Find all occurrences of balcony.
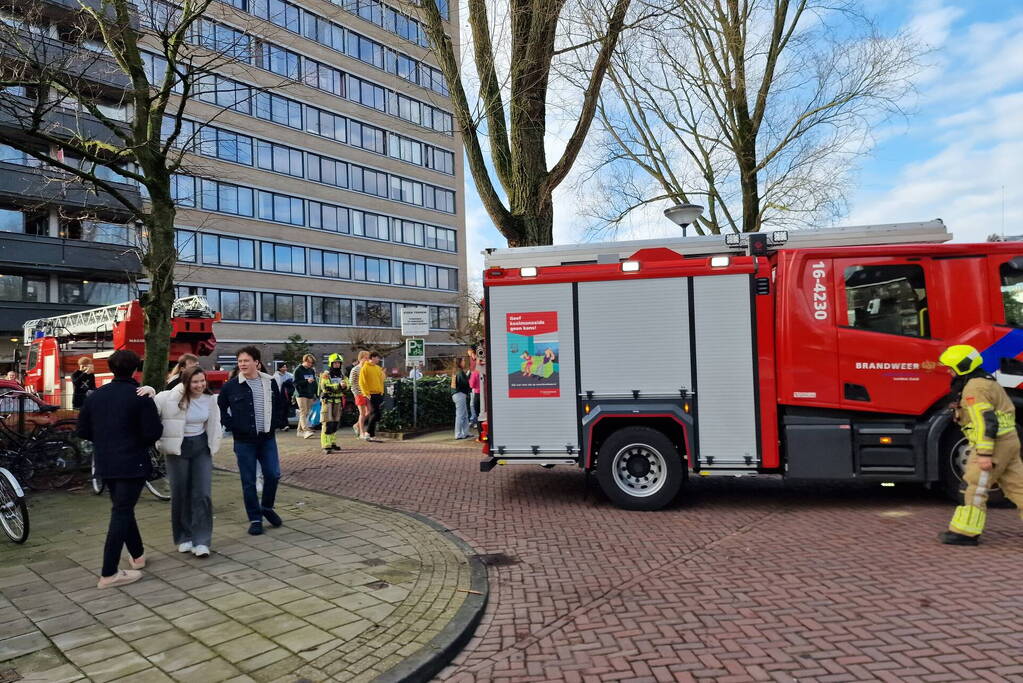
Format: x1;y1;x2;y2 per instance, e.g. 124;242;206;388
0;161;141;220
0;299;97;334
0;230;142;278
0;26;130;95
0;95;125;148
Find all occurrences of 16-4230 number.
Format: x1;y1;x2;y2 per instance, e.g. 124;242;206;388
811;261;828;320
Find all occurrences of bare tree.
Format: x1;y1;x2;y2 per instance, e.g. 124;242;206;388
410;0;634;246
584;0;923;236
0;0;252;387
449;282;483;347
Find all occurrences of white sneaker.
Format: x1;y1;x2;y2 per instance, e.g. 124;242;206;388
360;434;370;440
302;430;314;439
192;545;210;558
177;542;193;553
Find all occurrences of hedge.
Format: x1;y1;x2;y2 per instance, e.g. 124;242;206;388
378;376;455;432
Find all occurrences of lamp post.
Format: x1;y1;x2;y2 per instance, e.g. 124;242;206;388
663;204;705;237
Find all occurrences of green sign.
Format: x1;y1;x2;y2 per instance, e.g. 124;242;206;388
406;338;425;364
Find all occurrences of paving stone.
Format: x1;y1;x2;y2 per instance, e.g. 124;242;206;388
110;615;174;641
248;613;306;638
64;636;131;667
223;600;284;625
110;668;176;682
95;604;153;628
131;629;193;657
81;651;151;682
0;630;49;659
236;647;291;673
206;591;260;612
170;655;240;682
279;595;333;617
191;620;252;647
169;608;229;632
148;641;217;672
304;606;362;630
50;624;113;652
274;624;334;654
213;632;277;663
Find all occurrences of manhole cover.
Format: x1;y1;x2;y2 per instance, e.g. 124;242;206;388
475;553;520;567
0;669;22;683
364;581;390;590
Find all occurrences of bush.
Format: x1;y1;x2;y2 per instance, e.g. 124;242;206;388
378;376;454;432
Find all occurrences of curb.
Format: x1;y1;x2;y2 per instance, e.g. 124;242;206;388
373;509;488;683
215;465;488;682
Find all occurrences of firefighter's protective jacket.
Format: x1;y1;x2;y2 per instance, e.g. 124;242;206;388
319;371;346;404
954;376;1016;455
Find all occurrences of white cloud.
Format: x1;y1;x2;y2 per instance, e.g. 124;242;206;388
845;2;1023;244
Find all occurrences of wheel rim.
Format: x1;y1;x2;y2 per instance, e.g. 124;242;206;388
948;437;1000;490
611;443;668;497
0;476;26;541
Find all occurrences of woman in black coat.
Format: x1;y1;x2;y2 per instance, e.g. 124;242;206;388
71;356;96;409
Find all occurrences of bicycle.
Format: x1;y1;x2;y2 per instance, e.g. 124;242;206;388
0;453;29;544
91;446;170;501
0;391;83;489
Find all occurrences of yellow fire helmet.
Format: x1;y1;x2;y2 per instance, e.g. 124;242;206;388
328;353;344;366
938;344;984;376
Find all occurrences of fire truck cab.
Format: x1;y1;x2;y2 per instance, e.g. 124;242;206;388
22;296;228;407
479;220;1023;509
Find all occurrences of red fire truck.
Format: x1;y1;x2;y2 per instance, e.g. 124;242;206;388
478;220;1023;509
22;296;229;406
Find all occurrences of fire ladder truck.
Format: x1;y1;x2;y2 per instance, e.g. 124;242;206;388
22;296;227;406
478;220;1023;509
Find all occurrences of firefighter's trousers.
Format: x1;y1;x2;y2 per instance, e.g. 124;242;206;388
320;401;343;449
948;434;1023;536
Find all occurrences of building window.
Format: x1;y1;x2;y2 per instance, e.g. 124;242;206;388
844;264;929;338
260;242;306;274
430;306;456;330
255;91;303;129
255;140;304;177
256;190;304;225
311;296;353;325
175;230;197;262
0;208;48;235
198;127;253;165
202;234;255;268
59;219;132;245
261;292;306;322
307;201;350;233
206;288;257;321
308;249;350;279
0;273;47;302
59;279;133;305
352;255;390;283
355;299;392;327
200;180;254;216
306;153;347;188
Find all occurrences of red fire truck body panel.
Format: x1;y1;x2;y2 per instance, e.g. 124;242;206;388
479;222;1023;509
22;297;228;406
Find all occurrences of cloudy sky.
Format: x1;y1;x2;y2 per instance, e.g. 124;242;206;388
460;0;1023;279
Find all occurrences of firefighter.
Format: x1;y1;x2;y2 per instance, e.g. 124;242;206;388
318;353;347;454
938;344;1023;545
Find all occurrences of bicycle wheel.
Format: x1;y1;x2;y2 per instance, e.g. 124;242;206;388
0;469;29;544
145;448;171;501
91;457;105;495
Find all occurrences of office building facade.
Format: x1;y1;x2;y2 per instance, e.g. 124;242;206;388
0;0;465;373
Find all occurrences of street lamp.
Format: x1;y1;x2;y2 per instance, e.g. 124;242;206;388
663;203;704;237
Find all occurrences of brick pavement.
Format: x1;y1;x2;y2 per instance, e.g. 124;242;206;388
0;469;474;682
256;431;1023;682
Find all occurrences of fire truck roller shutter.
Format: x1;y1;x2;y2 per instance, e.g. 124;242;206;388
487;282;580;456
577;278;692;397
692;274;759;468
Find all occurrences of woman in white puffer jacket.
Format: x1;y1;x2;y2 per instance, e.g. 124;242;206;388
154;366;222;558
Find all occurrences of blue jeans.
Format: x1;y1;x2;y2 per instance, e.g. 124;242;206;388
234;437;281;523
452;392;470;439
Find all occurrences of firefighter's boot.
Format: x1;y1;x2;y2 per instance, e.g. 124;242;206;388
939;530;979;546
321;426;336;452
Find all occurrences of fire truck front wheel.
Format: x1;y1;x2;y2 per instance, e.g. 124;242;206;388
595;427;684;511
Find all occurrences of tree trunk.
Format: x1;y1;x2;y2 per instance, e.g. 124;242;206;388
737;138;761;233
504;200;554;247
140;194;177;390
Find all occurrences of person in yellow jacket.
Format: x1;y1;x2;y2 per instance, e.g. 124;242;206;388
359;351;386;442
318;353;347;454
938;344;1023;545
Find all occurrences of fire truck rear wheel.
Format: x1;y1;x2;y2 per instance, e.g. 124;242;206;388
595;426;684;510
939;431;1011;507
